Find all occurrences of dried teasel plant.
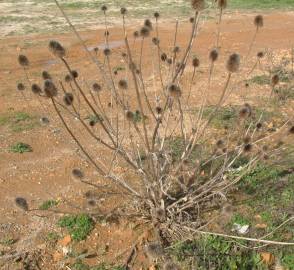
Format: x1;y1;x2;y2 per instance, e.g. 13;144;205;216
15;0;294;265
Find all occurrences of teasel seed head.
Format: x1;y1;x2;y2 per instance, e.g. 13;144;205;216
155;106;162;114
133;31;139;38
245;82;249;88
163;261;179;270
256;122;262;129
17;83;25;91
92;83;102;92
289;126;294;134
125;110;134;121
145;242;164;259
44;79;57;98
192;56;200;67
31;84;42;95
216;139;224;148
71;70;79;79
239;103;252;118
173;46;180;54
87;200;96;207
94;47;99;54
226;53;240;73
89;120;96;127
167;58;173;65
15;197;29;211
271;74;279;86
254;15;263;28
104;30;109;37
154;12;160;19
217;0;227;9
243;143;253;153
18;54;29;67
103;48;111;56
152;37;160;45
65;74;72;83
168;84;181;98
120;7;127;15
42;71;52;80
140;26;150;38
209;48;219;62
48;40;66;58
118;79;128;90
144;19;153;30
257;51;264;58
63;93;74;106
189;17;195;23
101;5;107;12
191;0;205;10
72;168;84;180
161;53;167;62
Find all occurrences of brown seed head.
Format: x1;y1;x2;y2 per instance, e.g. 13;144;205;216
71;70;79;79
271;74;279;86
216;139;224;148
118;79;128;90
31;84;42;94
72;168;84;180
173;46;180;54
155;106;162;114
217;0;227;9
191;0;205;10
243;143;253;152
17;83;25;91
152;37;160;45
256;122;262;129
257;51;264;58
133;31;139;38
254;15;264;28
140;26;150;38
18;54;29;67
209;48;219;62
192;56;200;67
42;71;52;80
189;17;195;23
63;93;74;106
103;48;111;56
101;5;107;12
289;126;294;134
125;110;134;121
44;80;57;98
161;53;167;62
48;40;66;58
120;7;127;15
226;53;240;73
154;12;160;19
144;19;153;30
15;197;29;211
65;74;72;83
92;83;102;92
168;84;181;98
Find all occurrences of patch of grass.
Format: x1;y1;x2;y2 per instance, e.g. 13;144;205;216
9;142;32;153
0;237;16;246
46;232;60;242
231;213;251;226
39;200;58;210
281;254;294;270
171;236;266;269
230;0;294;9
71;260;125;270
58;214;94;241
248;74;269;85
274;85;294;102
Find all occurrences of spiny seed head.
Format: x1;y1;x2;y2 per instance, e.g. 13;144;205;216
256;122;262;129
103;48;111;56
72;168;84;180
17;83;25;91
104;30;109;37
31;84;42;94
40;117;50;125
163;261;179;270
71;70;79;79
63;93;74;106
42;71;51;80
189;17;195;23
216;139;224;148
144;19;153;30
154;12;160;19
15;197;29;211
191;0;205;10
87;200;96;207
168;84;181;98
167;58;173;65
133;31;139;38
192;56;200;67
92;83;102;92
18;55;29;67
48;40;66;58
209;48;219;62
257;51;264;58
239;103;252;118
140;26;150;38
245;82;249;88
243;143;253;152
121;52;127;58
226;53;240;73
120;7;127;15
118;79;128;90
65;74;72;83
161;53;167;62
94;47;99;53
89;120;96;127
152;37;160;45
271;74;279;86
145;242;164;259
289;126;294;134
217;0;227;9
254;15;263;28
101;5;107;12
44;79;57;98
173;46;180;54
125;110;134;121
156;106;162;114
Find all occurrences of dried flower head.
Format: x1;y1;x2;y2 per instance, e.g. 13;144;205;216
239;103;252;118
226;53;240;73
192;56;200;67
189;17;195;23
140;26;150;38
154;12;160;19
15;197;29;211
257;51;264;58
104;30;109;37
101;5;107;12
125;110;134;121
65;74;72;83
216;139;224;148
118;79;128;90
155;106;162;114
144;19;153;30
71;70;79;79
48;40;66;58
72;168;84;180
42;71;52;80
92;83;102;92
120;7;127;15
133;31;139;38
63;93;74;106
271;74;279;86
173;46;180;54
18;54;29;67
94;47;99;53
243;143;253;152
89;120;96;127
191;0;205;10
209;48;219;62
256;122;262;129
217;0;227;9
254;15;264;28
168;84;181;98
87;200;96;207
103;48;111;56
31;84;42;94
44;79;57;98
17;83;25;91
152;37;160;45
145;242;164;259
161;53;167;62
167;58;173;65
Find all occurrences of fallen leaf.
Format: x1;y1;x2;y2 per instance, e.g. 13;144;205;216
58;235;71;246
260;252;274;265
255;223;267;229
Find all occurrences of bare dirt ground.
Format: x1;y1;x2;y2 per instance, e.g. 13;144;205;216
0;11;294;269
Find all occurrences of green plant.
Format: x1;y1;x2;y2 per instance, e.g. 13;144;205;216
230;213;251;226
46;232;60;242
9;142;32;153
58;214;94;241
0;237;15;246
39;200;58;210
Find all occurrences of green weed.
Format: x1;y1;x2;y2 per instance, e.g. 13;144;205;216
39;200;58;210
9;142;32;153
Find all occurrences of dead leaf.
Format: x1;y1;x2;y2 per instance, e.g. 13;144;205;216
255;223;267;229
58;235;71;246
260;252;274;265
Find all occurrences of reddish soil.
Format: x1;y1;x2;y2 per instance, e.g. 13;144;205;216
0;11;294;269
